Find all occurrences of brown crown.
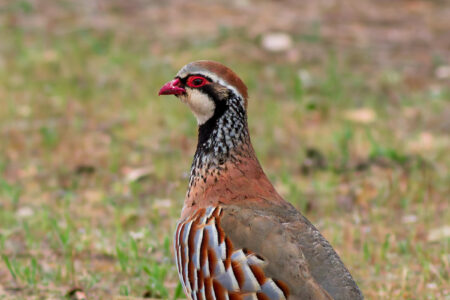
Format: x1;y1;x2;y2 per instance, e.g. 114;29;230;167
178;60;249;108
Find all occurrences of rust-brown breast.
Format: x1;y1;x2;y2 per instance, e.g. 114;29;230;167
181;148;291;220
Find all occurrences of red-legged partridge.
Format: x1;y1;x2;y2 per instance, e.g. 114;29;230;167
159;61;363;300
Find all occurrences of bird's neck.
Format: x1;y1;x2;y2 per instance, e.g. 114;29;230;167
189;101;250;180
182;106;286;218
187;96;256;194
181;97;287;218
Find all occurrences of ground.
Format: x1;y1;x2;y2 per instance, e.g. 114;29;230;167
0;0;449;299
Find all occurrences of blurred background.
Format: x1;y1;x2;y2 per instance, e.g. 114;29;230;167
0;0;449;299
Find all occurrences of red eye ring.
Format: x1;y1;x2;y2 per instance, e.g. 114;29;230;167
186;76;209;88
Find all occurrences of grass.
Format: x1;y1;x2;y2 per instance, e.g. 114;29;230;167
0;1;449;299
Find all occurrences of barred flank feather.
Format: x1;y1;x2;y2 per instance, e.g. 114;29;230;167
174;207;289;300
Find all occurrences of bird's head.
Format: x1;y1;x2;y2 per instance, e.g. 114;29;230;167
159;60;248;125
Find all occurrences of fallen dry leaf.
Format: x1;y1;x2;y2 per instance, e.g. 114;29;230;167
16;206;34;218
428;226;450;242
344;108;377;124
123;166;154;183
401;214;418;224
406;131;448;153
435;65;450;79
152;198;173;209
261;32;293;52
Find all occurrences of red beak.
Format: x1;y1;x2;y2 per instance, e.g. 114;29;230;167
158;78;186;96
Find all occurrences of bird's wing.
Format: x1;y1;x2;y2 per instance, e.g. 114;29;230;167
220;204;364;300
174;206;332;300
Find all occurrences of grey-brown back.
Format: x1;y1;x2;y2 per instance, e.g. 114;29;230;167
220;204;364;300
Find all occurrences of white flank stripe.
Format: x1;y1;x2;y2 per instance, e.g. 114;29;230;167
205;223;219;248
247;254;267;267
193;226;204;269
174;223;181;274
182;220;193;246
216;242;226;260
231;249;246;263
216;265;240;291
214;259;226;276
176;245;183;281
199;286;206;300
261;279;286;300
192;264;198;292
183;262;191;294
243;294;258;300
202;250;210;278
198;212;207;226
183;220;195;294
241;263;260;292
210;283;217;300
205;206;216;218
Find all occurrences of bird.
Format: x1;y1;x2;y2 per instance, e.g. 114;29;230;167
159;60;364;300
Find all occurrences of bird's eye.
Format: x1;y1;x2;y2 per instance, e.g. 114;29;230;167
187;76;209;88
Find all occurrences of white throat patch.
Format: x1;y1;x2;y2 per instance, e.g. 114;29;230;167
182;89;215;125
